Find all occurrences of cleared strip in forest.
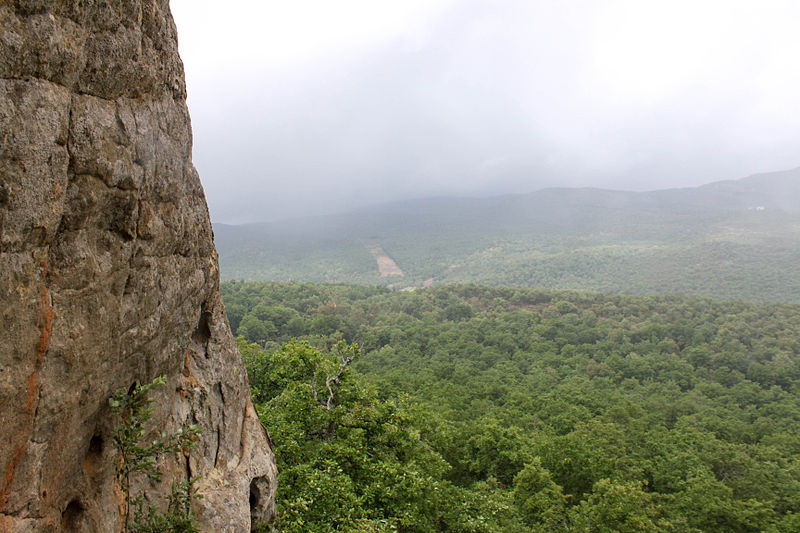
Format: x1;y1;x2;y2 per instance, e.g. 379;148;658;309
361;241;404;277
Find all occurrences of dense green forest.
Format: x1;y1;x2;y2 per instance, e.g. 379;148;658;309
223;281;800;532
215;171;800;303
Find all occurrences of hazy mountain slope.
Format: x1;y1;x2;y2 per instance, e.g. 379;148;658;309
215;170;800;302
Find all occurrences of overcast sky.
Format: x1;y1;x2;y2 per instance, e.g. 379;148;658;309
170;0;800;224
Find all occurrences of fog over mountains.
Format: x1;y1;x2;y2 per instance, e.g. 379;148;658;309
171;1;800;223
214;168;800;303
217;167;800;233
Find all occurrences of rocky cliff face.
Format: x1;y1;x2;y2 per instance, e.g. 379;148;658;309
0;1;277;531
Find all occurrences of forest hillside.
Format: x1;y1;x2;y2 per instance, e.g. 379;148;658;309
215;168;800;303
224;281;800;532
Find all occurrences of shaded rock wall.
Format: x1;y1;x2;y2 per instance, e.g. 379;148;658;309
0;1;277;531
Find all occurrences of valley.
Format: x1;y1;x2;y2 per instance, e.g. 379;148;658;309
217;169;800;530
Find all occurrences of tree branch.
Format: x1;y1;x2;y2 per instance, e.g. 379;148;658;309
325;348;359;411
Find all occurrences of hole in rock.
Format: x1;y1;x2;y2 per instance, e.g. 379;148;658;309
85;434;104;474
249;476;271;530
249;478;262;509
61;499;85;531
88;435;103;457
193;310;211;346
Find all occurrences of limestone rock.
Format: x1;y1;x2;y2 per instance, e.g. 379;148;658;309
0;1;277;531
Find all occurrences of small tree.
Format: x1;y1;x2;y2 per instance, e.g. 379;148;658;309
109;376;202;533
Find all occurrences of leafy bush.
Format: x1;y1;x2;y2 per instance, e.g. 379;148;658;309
109;376;202;533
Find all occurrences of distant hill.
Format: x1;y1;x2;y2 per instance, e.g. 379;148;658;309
696;167;800;212
215;168;800;302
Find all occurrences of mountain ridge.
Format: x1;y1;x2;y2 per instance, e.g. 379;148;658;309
214;167;800;303
216;166;800;231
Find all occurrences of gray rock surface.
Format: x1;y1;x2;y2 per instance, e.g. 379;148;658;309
0;1;277;531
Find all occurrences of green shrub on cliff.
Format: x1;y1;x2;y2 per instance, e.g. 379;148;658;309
109;376;202;533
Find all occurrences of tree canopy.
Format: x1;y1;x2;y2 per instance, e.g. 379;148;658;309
225;281;800;532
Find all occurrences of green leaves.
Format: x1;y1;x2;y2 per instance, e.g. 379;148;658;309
569;479;673;533
229;281;800;531
512;458;567;529
246;340;504;532
110;376;202;532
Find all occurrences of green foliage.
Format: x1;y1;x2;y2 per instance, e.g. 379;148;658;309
512;458;567;530
109;376;202;533
568;479;673;532
129;478;202;533
243;338;507;532
229;281;800;531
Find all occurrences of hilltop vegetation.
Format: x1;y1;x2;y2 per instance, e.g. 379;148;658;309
215;169;800;303
224;281;800;532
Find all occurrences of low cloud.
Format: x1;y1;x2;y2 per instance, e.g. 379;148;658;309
173;0;800;223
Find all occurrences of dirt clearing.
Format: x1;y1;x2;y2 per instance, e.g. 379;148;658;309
362;241;404;277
